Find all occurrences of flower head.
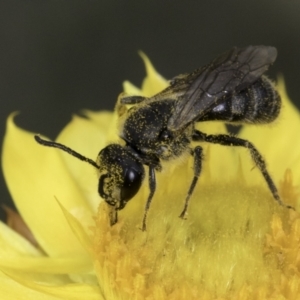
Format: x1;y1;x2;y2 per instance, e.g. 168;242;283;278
1;53;300;299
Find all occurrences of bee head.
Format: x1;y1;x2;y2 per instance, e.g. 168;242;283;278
34;136;144;215
97;144;145;210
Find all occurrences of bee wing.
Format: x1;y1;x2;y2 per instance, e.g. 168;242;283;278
166;45;278;131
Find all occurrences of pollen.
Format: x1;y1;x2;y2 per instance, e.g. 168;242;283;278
91;160;300;299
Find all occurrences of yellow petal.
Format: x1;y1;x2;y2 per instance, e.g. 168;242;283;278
80;110;113;127
2;114;91;257
55;115;107;213
138;51;168;96
55;112;121;213
56;199;92;253
80;110;119;141
3;205;38;247
123;52;168;97
0;270;59;300
123;80;143;95
0;221;41;256
2;270;104;300
56;114;109;160
0;256;91;274
0;221;91;274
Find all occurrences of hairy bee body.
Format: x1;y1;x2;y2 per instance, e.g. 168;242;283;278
35;45;291;231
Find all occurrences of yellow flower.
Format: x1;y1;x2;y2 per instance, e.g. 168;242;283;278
1;52;300;299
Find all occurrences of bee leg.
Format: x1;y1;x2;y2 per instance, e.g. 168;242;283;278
115;94;148;117
179;146;203;219
141;165;157;231
120;95;148;105
193;130;293;209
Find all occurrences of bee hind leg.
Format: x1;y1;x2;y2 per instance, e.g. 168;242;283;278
193;130;294;210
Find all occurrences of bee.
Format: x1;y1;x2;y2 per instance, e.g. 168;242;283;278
35;45;291;231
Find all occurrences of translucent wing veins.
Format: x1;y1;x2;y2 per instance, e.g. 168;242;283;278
166;45;277;131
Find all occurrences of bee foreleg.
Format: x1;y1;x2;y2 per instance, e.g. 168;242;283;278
179;146;203;219
141;165;157;231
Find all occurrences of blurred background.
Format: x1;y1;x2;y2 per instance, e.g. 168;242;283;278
1;0;300;220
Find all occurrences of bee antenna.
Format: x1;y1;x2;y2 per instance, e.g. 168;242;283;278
34;135;100;170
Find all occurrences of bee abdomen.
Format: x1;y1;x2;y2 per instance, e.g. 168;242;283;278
200;76;281;124
230;76;281;124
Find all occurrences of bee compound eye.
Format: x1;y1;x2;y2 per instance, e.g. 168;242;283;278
98;167;143;210
118;167;143;209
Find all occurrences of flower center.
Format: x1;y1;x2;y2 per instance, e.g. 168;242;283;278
91;177;292;299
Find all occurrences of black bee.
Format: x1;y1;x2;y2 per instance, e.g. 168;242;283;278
35;45;290;231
